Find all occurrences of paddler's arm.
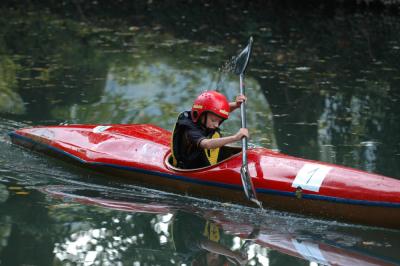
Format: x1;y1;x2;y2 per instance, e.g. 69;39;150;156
229;94;247;112
199;128;249;149
199;239;248;265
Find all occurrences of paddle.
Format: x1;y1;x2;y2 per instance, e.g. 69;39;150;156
234;37;263;208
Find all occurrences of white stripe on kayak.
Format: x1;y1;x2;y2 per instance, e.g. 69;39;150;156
92;125;111;133
292;163;332;192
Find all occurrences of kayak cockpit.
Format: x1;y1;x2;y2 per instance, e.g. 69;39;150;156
164;145;242;172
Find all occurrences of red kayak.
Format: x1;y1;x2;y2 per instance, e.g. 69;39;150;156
8;124;400;229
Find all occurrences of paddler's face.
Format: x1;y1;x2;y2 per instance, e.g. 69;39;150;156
204;113;223;129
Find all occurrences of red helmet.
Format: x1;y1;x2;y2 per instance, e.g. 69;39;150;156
191;90;230;123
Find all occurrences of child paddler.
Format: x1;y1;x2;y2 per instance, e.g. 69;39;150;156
171;90;249;169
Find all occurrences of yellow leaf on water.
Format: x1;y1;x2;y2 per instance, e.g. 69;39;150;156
15;191;29;195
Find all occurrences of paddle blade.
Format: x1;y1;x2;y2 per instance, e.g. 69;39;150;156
234;36;254;75
240;164;263;208
240;227;260;253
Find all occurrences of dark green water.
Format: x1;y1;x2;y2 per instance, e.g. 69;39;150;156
1;2;400;265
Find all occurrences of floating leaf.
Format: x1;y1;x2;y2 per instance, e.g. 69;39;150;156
8;186;23;190
15;191;29;195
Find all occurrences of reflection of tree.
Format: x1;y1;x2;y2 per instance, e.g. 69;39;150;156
249;8;400;177
0;10;109;121
0;55;25;114
0;189;54;265
268;249;309;266
0;185;11;259
49;203;178;265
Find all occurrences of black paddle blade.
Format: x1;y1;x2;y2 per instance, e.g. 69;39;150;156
234;36;254;75
240;164;263;209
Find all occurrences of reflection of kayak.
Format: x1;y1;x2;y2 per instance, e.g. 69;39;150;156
42;185;400;266
9;124;400;229
250;233;397;266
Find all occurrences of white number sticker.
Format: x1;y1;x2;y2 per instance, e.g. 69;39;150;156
292;163;331;192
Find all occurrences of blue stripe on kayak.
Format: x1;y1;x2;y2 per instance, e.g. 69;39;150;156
9;132;400;208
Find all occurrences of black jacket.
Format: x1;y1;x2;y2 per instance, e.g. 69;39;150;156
171;111;220;169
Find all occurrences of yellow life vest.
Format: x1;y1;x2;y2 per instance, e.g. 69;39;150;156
204;131;221;166
203;220;220;242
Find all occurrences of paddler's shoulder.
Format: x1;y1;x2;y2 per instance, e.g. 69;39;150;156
176;111;195;127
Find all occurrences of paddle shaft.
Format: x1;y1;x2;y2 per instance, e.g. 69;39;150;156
235;37;262;208
239;73;248;165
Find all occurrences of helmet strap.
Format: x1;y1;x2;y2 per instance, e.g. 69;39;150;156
197;112;208;129
203;113;208;127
